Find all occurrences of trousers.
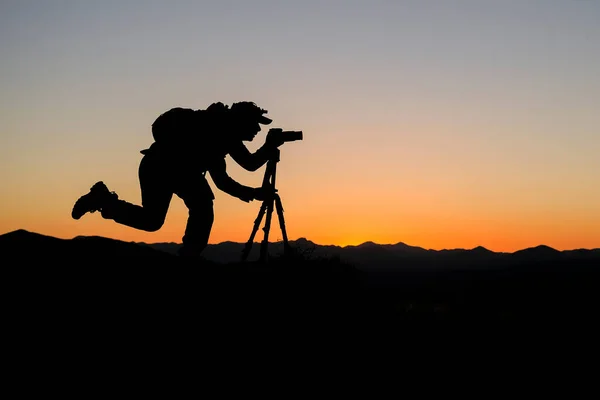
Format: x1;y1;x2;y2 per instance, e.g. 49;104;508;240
101;151;215;255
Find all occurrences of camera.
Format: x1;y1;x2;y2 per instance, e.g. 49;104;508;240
267;128;303;144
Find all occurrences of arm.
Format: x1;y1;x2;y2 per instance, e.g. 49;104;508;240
229;141;278;172
207;157;256;202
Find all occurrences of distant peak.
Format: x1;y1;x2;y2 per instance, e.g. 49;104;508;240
515;244;559;254
472;246;491;252
9;229;32;235
2;229;44;238
529;244;558;252
293;237;315;245
0;229;66;244
357;241;378;247
217;240;240;245
391;242;426;251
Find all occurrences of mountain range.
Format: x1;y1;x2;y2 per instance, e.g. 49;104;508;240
4;228;600;331
138;235;600;271
2;229;598;270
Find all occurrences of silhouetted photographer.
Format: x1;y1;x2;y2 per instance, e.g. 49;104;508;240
71;101;301;258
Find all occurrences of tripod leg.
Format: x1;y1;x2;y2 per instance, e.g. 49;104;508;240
260;197;275;263
242;158;277;262
274;194;292;256
242;200;268;261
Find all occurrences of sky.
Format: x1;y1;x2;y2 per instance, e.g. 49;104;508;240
1;0;599;251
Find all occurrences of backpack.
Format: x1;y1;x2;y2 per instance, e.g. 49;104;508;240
151;107;203;145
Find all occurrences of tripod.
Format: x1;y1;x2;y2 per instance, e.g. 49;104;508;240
241;149;293;263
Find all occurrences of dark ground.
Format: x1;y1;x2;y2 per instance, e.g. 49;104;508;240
4;230;600;357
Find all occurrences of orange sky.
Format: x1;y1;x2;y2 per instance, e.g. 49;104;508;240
1;1;599;252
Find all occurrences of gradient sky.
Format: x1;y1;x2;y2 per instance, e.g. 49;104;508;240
1;0;599;251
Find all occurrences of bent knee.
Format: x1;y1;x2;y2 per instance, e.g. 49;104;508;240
142;218;165;232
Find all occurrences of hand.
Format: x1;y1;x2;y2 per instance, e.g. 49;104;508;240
266;128;286;148
253;186;277;201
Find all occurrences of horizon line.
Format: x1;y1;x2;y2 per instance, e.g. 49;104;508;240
3;229;598;254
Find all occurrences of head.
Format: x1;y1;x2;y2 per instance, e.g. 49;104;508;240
229;101;272;141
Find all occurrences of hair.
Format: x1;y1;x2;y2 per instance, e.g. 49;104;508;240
230;101;267;115
206;102;229;112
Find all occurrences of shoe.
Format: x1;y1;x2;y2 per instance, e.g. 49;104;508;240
71;181;118;220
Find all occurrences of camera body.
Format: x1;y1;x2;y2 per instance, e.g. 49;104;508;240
267;128;303;145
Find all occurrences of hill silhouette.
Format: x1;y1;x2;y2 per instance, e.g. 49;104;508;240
3;229;600;331
137;234;599;271
2;229;175;260
2;229;364;334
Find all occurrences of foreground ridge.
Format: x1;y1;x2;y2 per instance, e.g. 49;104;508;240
3;228;600;332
